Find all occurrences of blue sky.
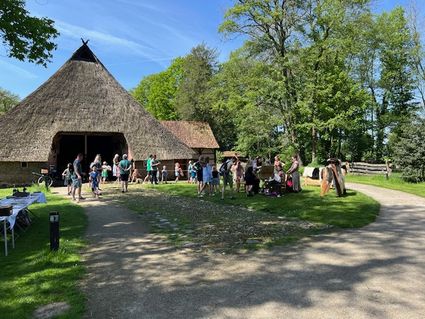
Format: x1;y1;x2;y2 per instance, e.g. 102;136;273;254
0;0;423;99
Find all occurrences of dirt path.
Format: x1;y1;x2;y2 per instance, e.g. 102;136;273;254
70;184;425;319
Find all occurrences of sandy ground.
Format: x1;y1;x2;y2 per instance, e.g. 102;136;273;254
57;183;425;319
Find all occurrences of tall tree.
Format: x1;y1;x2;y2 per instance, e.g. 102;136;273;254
408;2;425;110
220;0;371;163
219;0;307;150
0;0;58;66
354;8;416;160
131;57;184;120
174;44;218;121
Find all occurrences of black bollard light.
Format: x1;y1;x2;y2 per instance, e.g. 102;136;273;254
49;212;60;251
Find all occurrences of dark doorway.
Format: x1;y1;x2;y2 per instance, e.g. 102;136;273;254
54;133;128;175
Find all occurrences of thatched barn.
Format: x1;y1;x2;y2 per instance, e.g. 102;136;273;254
160;121;219;164
0;43;195;184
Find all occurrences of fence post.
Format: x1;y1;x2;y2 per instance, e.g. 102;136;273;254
49;212;60;251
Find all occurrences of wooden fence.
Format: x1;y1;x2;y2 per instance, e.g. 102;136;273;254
349;162;390;175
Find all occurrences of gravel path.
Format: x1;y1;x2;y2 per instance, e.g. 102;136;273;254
72;184;425;319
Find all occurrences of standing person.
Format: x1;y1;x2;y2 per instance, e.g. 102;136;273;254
244;166;258;197
193;158;203;194
220;157;234;200
143;155;152;184
150;154;160;185
199;157;212;196
287;155;301;193
231;157;244;193
187;160;195;183
101;161;111;183
91;154;102;189
274;155;284;173
174;162;183;183
253;156;262;173
89;166;101;198
119;154;132;193
62;163;74;195
211;164;220;194
72;153;84;202
161;165;168;183
112;154;120;183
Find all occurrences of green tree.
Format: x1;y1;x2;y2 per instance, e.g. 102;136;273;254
393;118;425;182
0;87;20;115
206;49;282;155
131;57;184;120
174;44;218;121
0;0;58;66
408;4;425;110
354;8;416;161
219;0;307;149
220;0;371;163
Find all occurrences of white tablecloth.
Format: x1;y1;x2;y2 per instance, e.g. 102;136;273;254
0;192;47;229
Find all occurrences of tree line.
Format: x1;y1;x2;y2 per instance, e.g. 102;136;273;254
1;0;424;181
131;0;425;174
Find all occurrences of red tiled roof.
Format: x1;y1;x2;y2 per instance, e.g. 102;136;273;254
161;121;220;149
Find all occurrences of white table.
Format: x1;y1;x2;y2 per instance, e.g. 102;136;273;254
0;192;47;256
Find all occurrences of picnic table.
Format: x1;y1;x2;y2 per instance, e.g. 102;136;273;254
0;192;47;256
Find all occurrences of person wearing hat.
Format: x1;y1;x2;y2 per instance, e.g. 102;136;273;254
119;154;132;193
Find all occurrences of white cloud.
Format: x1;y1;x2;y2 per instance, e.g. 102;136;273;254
56;20;174;66
0;59;38;79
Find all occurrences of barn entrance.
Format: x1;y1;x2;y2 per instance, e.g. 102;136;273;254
53;132;128;174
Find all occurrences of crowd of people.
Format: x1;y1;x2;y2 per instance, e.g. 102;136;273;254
61;152;302;202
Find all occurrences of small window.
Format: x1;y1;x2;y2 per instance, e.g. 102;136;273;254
21;162;28;168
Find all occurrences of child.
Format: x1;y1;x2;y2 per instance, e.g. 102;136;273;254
161;165;168;183
62;163;74;195
211;164;220;194
89;166;101;198
174;162;183;183
189;161;197;184
101;161;111;183
131;168;142;183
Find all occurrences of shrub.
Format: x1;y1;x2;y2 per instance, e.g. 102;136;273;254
393;118;425;183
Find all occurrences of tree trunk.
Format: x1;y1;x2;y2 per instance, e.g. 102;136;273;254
311;126;317;164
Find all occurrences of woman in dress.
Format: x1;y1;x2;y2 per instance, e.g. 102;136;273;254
287;155;301;192
231;157;244;193
112;154;120;183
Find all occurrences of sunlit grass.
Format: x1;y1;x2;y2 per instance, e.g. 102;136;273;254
346;173;425;198
0;187;87;319
148;183;380;228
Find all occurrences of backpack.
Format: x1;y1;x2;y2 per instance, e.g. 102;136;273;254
219;160;232;176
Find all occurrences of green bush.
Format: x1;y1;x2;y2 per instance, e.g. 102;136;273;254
393;118;425;183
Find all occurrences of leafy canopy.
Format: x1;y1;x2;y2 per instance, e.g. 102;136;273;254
0;0;58;66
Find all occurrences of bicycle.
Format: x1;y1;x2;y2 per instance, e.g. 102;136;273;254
32;170;54;188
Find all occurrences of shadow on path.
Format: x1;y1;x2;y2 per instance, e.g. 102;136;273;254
56;184;425;319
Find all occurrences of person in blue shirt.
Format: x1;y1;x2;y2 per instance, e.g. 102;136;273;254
89;166;101;198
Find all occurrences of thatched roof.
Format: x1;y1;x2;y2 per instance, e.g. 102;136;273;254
161;121;219;150
0;43;195;162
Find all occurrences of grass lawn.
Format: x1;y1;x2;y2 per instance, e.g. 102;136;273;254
101;182;380;251
149;183;380;228
346;173;425;198
0;187;87;319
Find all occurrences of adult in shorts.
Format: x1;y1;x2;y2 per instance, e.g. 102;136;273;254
119;154;132;193
220;158;234;200
72;153;84;202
